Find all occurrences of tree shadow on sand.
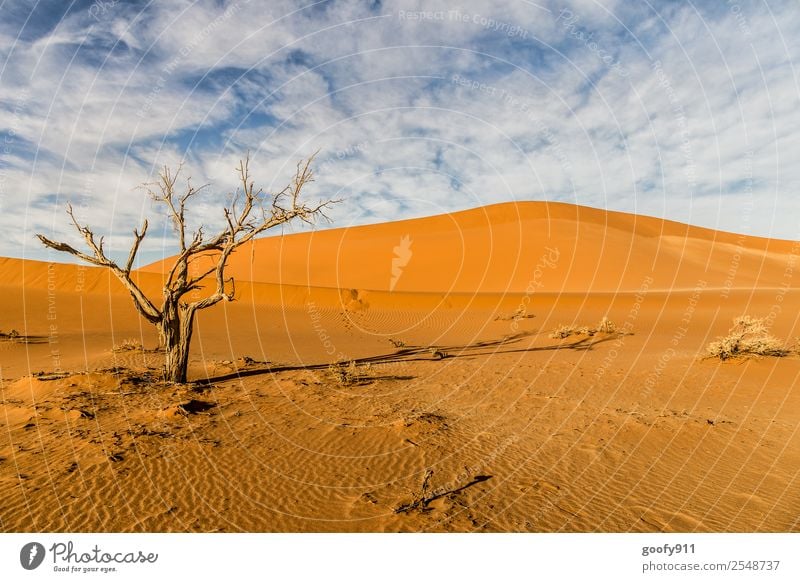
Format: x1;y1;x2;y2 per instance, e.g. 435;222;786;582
0;331;48;344
197;330;625;385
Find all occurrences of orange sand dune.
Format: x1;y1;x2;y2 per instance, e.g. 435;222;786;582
1;202;799;533
142;201;798;293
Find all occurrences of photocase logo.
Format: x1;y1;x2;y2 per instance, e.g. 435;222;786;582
20;542;46;570
390;235;413;291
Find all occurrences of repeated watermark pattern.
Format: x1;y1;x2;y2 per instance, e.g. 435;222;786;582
593;275;654;382
398;9;530;39
307;300;340;358
0;0;797;553
0;89;30;211
451;73;574;176
639;279;707;401
556;8;629;77
510;246;560;332
727;0;753;38
721;150;755;299
763;238;800;331
139;1;250;118
88;0;119;21
316;141;370;176
390;235;413;292
651;60;697;196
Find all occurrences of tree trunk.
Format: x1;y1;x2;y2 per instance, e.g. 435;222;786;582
159;301;195;383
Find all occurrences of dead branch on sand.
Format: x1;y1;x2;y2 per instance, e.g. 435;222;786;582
394;469;492;513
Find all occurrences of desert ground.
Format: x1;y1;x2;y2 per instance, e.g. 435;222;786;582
1;201;799;532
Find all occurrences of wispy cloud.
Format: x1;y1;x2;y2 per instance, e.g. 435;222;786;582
1;0;798;263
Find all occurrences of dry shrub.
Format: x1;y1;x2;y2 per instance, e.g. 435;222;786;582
328;361;373;385
494;306;533;321
428;347;448;360
550;324;577;339
596;316;616;334
706;316;788;360
1;329;21;341
550;317;617;339
112;338;144;352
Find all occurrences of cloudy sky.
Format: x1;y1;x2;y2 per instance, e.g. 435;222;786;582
1;0;799;264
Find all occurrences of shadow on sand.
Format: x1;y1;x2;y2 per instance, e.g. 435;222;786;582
197;330;625;385
0;332;48;344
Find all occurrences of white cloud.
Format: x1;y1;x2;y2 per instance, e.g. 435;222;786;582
1;0;799;265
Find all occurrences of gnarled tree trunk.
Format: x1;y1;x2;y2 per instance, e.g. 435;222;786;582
158;300;195;384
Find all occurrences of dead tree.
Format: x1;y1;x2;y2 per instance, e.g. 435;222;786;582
37;154;334;383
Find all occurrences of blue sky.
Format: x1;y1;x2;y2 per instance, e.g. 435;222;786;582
1;0;799;263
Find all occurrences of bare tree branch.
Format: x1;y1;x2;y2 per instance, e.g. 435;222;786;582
124;219;149;273
37;210;161;324
37;151;337;383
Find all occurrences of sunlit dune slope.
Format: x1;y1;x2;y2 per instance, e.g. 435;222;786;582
140;202;797;293
2;204;800;534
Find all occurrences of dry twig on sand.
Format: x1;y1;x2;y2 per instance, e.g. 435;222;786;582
394;469;492;513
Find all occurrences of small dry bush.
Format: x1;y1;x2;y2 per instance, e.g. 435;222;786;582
706;316;789;360
551;324;579;339
550;317;617;339
328;361;373;385
494;307;533;321
112;338;144;352
596;316;616;334
428;347;448;360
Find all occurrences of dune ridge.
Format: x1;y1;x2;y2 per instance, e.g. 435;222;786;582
139;201;797;295
1;202;799;533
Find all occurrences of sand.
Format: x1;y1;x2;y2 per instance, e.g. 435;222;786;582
1;201;799;532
